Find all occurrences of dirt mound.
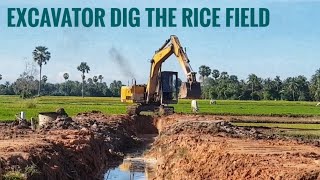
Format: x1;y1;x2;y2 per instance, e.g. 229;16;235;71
41;116;80;130
162;121;274;139
147;116;320;180
0;112;143;179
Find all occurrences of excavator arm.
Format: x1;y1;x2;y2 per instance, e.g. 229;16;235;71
146;35;201;103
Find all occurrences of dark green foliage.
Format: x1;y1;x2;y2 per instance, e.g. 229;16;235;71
200;66;319;101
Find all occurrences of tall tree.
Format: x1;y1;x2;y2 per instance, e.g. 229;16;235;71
32;46;51;96
63;73;69;96
273;76;282;100
220;71;229;79
212;69;220;80
77;62;90;98
42;75;48;84
93;76;99;84
63;73;69;81
0;74;2;81
109;80;122;97
198;65;212;81
263;78;277;100
247;74;262;100
295;75;310;101
310;69;320;101
98;75;104;83
287;77;299;101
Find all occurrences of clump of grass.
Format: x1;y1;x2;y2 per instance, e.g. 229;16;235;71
24;163;40;176
25;101;37;109
2;171;26;180
2;163;39;180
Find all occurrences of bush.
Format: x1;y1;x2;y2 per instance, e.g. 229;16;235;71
2;171;26;180
24;163;40;176
25;100;37;109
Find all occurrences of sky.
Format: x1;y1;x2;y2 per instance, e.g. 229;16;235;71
0;0;319;85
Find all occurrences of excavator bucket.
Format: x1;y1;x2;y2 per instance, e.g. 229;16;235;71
179;82;201;99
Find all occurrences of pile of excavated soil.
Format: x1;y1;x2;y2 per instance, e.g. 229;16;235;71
147;116;320;180
0;111;143;179
162;120;275;139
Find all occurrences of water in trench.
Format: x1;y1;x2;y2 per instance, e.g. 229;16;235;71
104;157;156;180
104;134;158;180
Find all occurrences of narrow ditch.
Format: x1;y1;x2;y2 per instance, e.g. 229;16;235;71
104;115;160;180
0;112;162;180
2;113;320;179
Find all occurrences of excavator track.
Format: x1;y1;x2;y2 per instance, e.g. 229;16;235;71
126;104;174;116
127;105;140;116
158;106;174;116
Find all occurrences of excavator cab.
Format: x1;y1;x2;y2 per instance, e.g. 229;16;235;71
160;71;178;104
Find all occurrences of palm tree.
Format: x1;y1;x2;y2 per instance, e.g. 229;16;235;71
212;69;220;80
77;62;90;98
287;77;298;101
98;75;104;83
220;72;229;79
42;75;48;84
274;76;282;92
247;74;259;100
93;76;98;84
198;65;211;81
32;46;51;96
63;73;69;81
5;81;9;87
311;69;320;101
0;74;2;81
63;73;69;96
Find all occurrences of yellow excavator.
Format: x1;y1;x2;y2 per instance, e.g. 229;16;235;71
121;35;201;115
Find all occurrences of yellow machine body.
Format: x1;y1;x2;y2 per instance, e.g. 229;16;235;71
120;35;201;115
121;85;146;103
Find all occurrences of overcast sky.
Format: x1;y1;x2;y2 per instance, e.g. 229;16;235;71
0;0;319;84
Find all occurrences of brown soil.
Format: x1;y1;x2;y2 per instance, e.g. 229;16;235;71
147;115;320;180
1;112;320;180
0;111;146;180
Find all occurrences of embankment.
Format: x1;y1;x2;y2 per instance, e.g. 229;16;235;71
0;112;156;180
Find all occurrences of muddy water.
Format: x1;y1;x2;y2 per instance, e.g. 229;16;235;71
104;157;156;180
104;134;158;180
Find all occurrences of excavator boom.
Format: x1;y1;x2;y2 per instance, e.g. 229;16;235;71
146;35;201;102
120;35;201;115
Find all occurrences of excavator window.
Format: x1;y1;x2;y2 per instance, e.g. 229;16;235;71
161;71;178;104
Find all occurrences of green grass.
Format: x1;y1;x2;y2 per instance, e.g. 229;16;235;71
1;95;320;137
174;100;320;116
0;95;126;121
278;130;320;139
0;95;320;121
233;122;320;139
232;123;320;130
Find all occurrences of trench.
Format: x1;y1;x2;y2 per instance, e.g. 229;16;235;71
2;113;320;179
104;116;160;180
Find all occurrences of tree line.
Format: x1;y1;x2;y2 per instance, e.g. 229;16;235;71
198;65;320;101
1;46;320;101
0;46;123;98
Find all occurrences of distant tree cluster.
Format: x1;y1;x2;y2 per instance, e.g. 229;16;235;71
0;76;123;98
0;46;123;98
2;46;320;102
199;65;320;101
